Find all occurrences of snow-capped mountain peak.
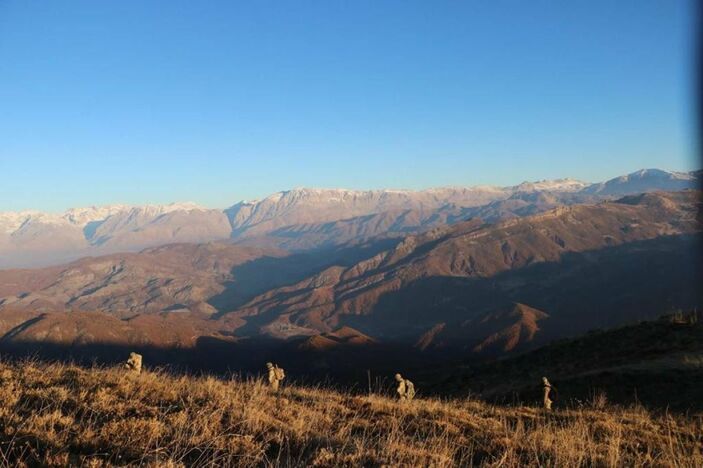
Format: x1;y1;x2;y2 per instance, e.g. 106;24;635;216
513;178;589;193
62;205;131;227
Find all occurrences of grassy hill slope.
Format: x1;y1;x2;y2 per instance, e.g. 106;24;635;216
0;359;700;467
432;313;703;411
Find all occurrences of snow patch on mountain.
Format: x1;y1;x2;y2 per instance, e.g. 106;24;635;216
62;205;131;227
513;178;589;193
0;202;206;233
583;169;700;196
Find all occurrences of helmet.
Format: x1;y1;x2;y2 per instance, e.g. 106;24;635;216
395;373;402;381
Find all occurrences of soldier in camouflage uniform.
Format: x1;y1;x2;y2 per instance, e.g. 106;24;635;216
125;352;142;374
542;376;553;410
395;373;415;401
266;362;285;391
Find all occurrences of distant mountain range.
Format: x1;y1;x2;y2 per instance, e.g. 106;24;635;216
0;168;699;268
0;190;700;371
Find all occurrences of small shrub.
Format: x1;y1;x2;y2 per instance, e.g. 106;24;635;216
590;390;609;410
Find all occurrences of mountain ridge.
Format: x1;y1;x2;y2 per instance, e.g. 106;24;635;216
1;168;699;268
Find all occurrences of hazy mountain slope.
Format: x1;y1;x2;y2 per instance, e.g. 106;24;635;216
0;243;287;319
89;206;231;250
238;206;469;250
459;191;599;221
0;238;399;330
583;168;698;196
0;203;230;268
224;191;701;342
224;186;512;238
0;214;92;268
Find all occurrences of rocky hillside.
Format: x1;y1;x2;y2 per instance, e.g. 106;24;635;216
224;190;701;343
416;303;549;353
0;243;285;318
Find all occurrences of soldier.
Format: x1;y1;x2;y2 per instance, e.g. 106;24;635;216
125;352;142;374
266;362;285;391
542;376;553;410
395;373;415;401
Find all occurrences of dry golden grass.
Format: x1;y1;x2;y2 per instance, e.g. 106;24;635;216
0;359;701;467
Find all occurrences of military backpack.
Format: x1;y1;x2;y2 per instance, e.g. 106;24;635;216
405;380;415;400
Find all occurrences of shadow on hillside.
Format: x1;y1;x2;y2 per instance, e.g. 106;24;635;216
340;234;703;341
2;323;702;411
428;316;703;412
1;315;46;341
207;238;400;316
0;334;440;393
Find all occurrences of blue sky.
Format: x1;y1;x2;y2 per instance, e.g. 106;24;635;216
0;0;697;211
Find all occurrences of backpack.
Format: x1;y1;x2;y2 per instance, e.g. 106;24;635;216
405;380;415;400
274;366;285;380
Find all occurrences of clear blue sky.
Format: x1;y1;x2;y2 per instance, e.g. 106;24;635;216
0;0;697;212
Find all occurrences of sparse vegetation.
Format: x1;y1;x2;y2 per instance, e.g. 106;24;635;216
434;315;703;411
0;359;700;467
